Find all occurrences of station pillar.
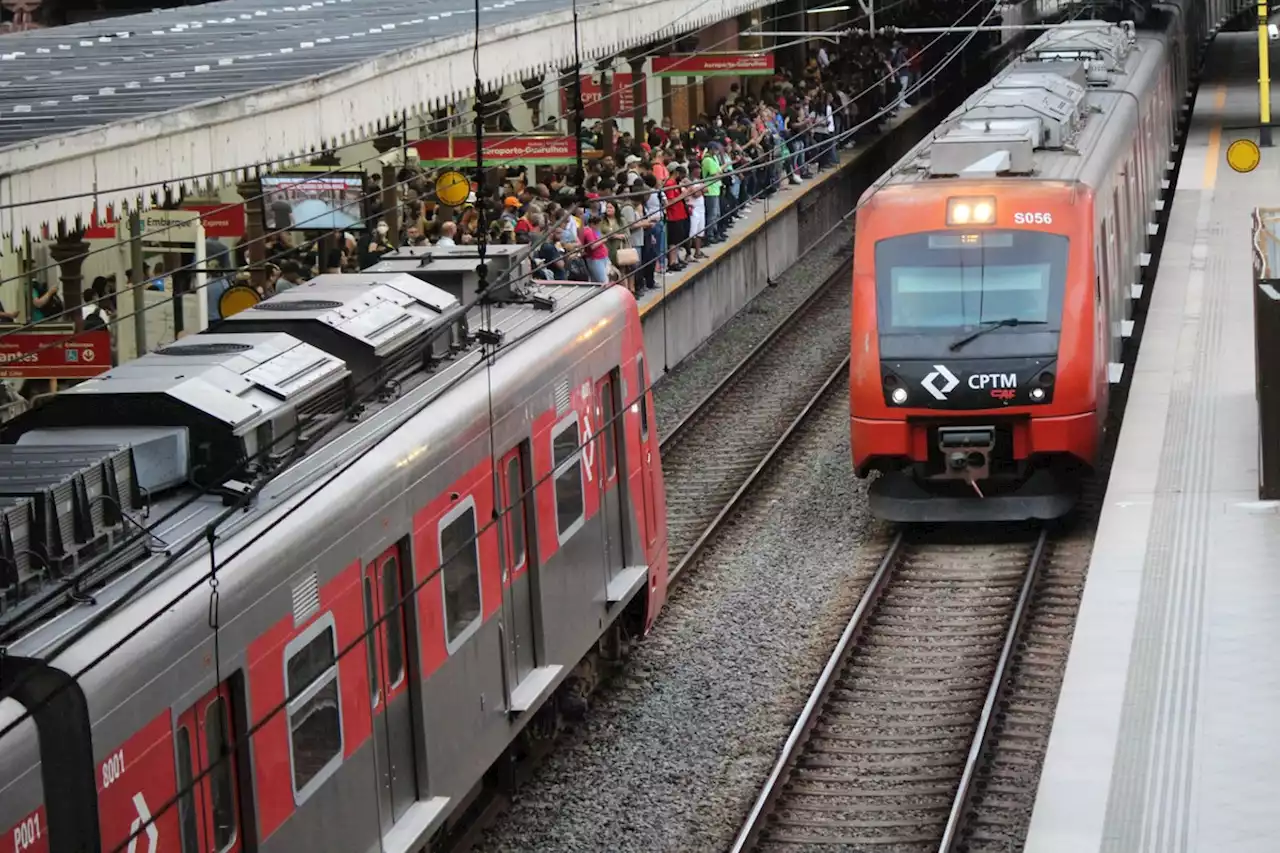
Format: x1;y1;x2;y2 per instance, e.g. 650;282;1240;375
597;60;616;160
628;53;647;138
48;232;88;332
373;124;402;239
236;178;266;290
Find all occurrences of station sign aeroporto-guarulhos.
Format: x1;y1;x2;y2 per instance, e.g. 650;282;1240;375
651;53;775;77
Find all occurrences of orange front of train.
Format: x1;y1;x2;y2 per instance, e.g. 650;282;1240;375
850;181;1100;523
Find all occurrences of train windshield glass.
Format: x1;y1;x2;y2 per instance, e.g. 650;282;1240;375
874;230;1069;332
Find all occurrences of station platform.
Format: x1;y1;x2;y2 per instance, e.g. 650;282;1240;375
1025;32;1280;853
635;102;938;370
635;143;860;321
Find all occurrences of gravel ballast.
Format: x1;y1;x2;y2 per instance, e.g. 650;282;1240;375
651;222;854;434
477;382;890;853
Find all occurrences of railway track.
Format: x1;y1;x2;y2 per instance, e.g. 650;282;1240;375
447;256;854;852
659;256;852;579
730;525;1054;853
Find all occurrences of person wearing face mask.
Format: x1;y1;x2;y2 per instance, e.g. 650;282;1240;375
359;220;395;268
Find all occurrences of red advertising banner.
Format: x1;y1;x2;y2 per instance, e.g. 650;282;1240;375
83;205;245;240
0;327;111;379
187;204;246;239
411;136;579;165
651;53;775;77
84;209;117;240
560;73;642;120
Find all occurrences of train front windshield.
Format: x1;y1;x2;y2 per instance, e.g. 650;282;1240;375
874;230;1070;334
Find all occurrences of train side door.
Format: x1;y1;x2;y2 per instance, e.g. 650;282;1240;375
596;372;627;585
500;446;537;689
636;355;658;555
174;682;242;853
362;545;416;829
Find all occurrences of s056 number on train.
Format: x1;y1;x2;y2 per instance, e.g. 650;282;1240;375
1014;212;1053;224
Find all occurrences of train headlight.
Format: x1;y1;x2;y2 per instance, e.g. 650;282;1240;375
1030;387;1046;401
947;196;996;226
891;387;909;405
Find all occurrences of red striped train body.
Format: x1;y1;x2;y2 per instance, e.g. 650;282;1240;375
850;6;1210;522
0;272;667;853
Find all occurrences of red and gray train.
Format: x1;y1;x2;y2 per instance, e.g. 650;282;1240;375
0;267;668;853
850;0;1233;521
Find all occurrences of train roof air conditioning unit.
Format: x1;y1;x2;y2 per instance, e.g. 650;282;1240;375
929;123;1037;177
222;274;461;395
4;333;350;491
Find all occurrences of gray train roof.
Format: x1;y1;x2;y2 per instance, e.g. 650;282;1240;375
0;0;767;239
878;20;1168;192
0;272;617;650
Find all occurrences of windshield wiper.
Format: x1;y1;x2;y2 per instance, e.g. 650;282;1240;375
948;317;1047;352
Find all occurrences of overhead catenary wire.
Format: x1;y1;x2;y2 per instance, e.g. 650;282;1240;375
0;0;914;312
0;0;810;221
3;10;1021;848
2;0;1037;743
0;0;1001;738
0;0;950;361
0;54;951;628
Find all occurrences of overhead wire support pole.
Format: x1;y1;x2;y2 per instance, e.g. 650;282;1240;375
1259;0;1272;146
474;0;489;292
572;0;586;197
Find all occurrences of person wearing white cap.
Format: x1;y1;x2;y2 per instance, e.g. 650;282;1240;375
624;155;643;189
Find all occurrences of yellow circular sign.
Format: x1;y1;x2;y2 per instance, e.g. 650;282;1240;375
1227;138;1262;173
435;170;471;206
219;284;261;319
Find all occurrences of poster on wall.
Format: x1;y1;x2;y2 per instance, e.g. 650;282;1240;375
260;173;367;232
559;73;643;119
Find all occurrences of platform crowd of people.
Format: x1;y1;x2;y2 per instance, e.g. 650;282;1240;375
221;1;986;302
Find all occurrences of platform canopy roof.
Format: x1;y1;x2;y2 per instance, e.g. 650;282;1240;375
0;0;761;240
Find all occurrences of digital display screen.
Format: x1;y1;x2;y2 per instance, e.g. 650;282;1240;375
261;173;366;232
928;232;1015;250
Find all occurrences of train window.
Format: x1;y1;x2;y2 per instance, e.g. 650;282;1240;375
284;614;343;801
175;726;199;853
506;456;526;571
873;230;1070;335
440;502;483;648
637;356;649;440
551;416;585;538
381;554;406;688
205;697;237;852
362;576;381;708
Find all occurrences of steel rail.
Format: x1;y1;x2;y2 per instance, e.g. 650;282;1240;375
668;354;850;584
938;525;1051;852
728;528;907;853
729;525;1050;853
658;257;852;455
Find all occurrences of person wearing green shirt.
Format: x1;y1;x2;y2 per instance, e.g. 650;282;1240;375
701;143;725;243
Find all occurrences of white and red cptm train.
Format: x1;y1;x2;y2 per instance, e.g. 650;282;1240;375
850;0;1231;521
0;267;667;853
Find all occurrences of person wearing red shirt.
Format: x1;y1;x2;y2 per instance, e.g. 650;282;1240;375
581;211;611;283
664;166;690;272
